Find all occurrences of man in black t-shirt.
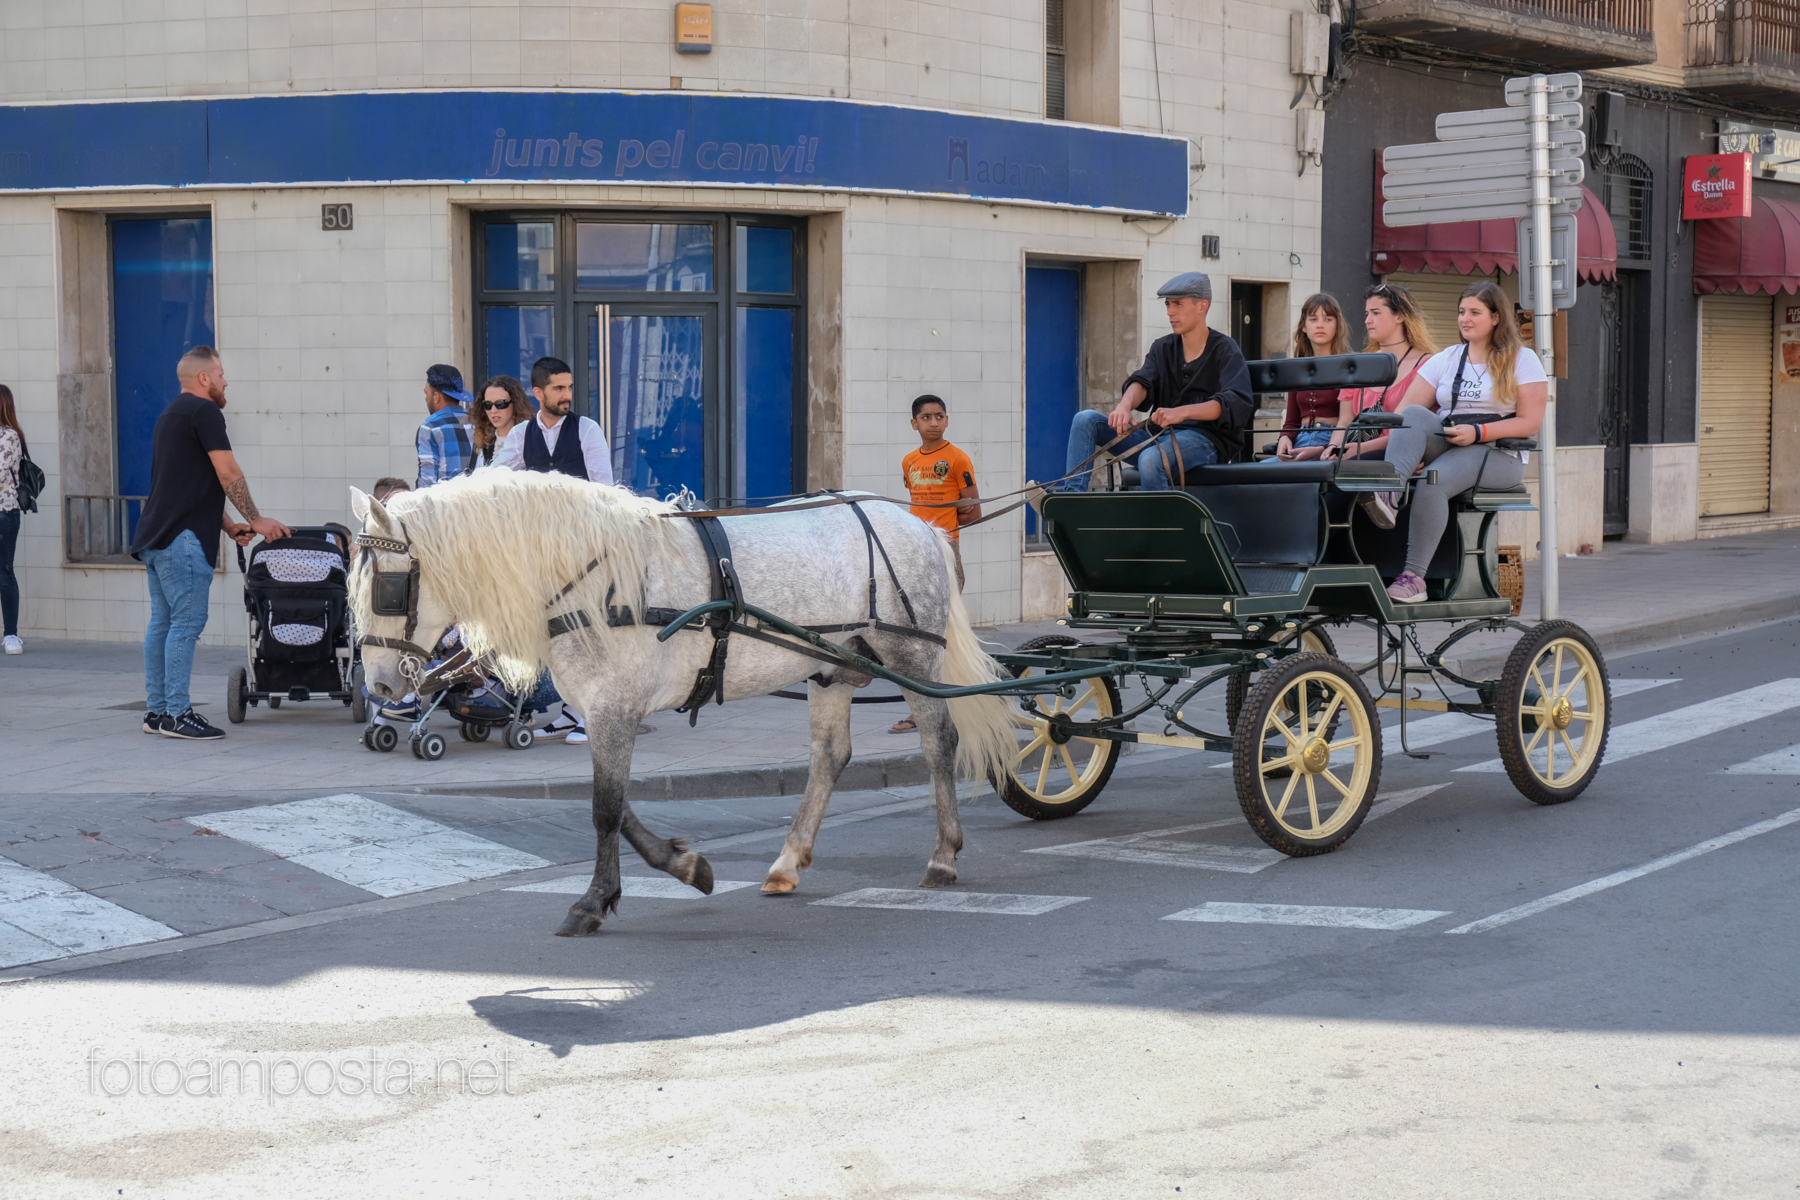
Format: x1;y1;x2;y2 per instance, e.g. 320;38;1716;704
130;346;290;740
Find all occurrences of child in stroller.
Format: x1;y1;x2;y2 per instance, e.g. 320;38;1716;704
360;626;541;759
227;525;365;724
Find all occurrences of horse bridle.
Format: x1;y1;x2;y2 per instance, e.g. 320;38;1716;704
354;525;433;682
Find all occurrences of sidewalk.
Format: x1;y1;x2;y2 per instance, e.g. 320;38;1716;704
4;527;1794;802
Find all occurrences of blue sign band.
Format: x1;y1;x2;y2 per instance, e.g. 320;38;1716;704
0;90;1189;216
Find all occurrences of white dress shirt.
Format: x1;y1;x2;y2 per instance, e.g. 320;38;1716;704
498;412;614;485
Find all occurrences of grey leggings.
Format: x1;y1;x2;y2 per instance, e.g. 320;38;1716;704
1385;405;1526;576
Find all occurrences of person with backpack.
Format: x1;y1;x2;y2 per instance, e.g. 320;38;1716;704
0;383;41;655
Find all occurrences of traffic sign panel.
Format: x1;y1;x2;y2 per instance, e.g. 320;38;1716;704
1517;212;1578;311
1437;101;1583;141
1505;71;1581;105
1383;189;1583;226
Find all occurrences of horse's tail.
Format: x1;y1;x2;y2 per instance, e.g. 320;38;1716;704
935;535;1019;787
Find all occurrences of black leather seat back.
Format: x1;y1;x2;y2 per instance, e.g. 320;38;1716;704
1184;482;1324;566
1244;352;1398;393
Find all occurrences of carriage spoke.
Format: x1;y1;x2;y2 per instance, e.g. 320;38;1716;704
1260;753;1298;774
1557;729;1580;777
1014;733;1048;765
1524;722;1547;757
1546;730;1558;780
1551;646;1565;699
1566;709;1596;722
1314;690;1345;733
1317;767;1353;799
1034;744;1054;793
1558;663;1590;703
1295;681;1312;740
1325;736;1363;753
1305;775;1321;830
1529;663;1552;705
1272;769;1302;820
1058;743;1081;783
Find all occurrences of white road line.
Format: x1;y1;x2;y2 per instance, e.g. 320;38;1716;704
508;875;759;898
1162;902;1450;930
676;796;932;853
1025;820;1285;874
1459;677;1800;773
192;794;551;898
811;888;1088;916
1360;784;1448;824
1445;807;1800;934
0;856;181;969
1725;743;1800;775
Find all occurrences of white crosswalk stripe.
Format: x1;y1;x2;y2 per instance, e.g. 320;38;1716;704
0;856;180;969
1025;822;1286;873
1163;902;1450;930
509;876;758;898
191;794;551;898
1459;678;1800;773
1724;742;1800;774
812;889;1087;916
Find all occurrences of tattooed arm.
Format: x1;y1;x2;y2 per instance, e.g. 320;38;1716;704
208;450;293;540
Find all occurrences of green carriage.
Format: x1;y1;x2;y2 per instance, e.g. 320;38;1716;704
990;353;1612;857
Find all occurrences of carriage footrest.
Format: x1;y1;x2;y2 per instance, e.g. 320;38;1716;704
1464;485;1534;511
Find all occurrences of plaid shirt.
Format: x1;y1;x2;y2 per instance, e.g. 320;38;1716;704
415;405;474;486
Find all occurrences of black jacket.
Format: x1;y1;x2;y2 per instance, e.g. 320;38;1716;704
1122;332;1256;463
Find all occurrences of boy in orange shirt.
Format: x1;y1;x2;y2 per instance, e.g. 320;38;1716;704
895;394;980;732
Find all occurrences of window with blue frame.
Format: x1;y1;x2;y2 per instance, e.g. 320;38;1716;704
474;213;803;502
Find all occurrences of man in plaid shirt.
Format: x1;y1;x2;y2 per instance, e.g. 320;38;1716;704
415;363;475;486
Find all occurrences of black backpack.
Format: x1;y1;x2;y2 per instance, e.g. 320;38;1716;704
12;447;44;514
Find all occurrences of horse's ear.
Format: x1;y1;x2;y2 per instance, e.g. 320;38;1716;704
349;486;371;523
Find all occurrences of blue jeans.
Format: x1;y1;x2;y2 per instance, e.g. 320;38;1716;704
0;508;19;636
141;529;214;715
1064;409;1219;490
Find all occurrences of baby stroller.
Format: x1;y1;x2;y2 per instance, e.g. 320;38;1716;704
360;633;537;759
226;525;366;724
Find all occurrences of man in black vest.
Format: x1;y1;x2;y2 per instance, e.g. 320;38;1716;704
497;356;613;483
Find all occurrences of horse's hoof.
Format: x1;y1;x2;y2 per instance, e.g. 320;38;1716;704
919;865;957;888
761;875;797;895
688;854;715;895
554;912;604;937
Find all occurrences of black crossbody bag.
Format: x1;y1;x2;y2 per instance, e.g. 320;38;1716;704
8;439;42;515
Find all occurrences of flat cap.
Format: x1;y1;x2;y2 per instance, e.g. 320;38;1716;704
1156;271;1213;301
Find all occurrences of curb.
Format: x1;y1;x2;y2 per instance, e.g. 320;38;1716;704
392;593;1800;804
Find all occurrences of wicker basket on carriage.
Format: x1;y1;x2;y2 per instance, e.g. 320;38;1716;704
1496;544;1524;617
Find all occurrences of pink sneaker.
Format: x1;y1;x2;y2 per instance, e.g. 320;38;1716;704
1387;571;1429;603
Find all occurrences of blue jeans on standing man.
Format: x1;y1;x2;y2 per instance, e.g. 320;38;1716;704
1063;408;1219;491
141;529;215;716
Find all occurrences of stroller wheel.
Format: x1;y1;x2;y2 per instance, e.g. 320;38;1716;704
468;722;492;743
414;732;447;762
457;721;476;743
503;722;534;751
227;667;248;725
268;696;282;709
370;723;399;753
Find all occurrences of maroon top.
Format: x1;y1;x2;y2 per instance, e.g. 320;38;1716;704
1280;388;1350;436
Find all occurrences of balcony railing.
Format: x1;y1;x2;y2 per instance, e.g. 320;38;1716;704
1688;0;1800;74
1484;0;1653;35
1351;0;1656;68
63;494;144;565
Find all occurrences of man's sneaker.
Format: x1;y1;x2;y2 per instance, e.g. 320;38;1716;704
565;725;588;745
373;697;420;724
2;635;22;654
1386;571;1429;604
161;709;226;740
142;711;164;734
1359;490;1398;530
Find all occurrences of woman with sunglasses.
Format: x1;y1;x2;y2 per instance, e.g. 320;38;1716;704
1332;282;1437;461
466;375;532;473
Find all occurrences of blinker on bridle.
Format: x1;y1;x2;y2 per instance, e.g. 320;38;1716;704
354;524;432;673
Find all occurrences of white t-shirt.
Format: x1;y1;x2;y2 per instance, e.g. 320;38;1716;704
1416;344;1548;417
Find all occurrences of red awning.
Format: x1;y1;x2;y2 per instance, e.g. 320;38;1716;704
1370;149;1617;283
1693;195;1800;295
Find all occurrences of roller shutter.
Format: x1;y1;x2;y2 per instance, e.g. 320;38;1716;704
1698;294;1773;517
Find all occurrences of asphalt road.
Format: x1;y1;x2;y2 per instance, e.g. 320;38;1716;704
4;619;1799;1198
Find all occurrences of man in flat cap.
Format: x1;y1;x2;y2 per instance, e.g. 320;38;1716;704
1061;271;1255;490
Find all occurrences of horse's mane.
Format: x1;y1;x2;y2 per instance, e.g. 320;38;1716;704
356;472;686;690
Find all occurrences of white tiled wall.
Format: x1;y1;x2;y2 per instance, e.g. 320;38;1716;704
0;0;1328;640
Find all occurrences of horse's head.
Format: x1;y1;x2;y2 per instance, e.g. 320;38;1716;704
348;486;455;701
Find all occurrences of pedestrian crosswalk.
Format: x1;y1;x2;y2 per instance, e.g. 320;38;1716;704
190;793;551;897
1724;742;1800;774
509;875;759;898
0;856;179;969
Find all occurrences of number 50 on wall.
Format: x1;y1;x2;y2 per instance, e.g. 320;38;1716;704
321;203;353;231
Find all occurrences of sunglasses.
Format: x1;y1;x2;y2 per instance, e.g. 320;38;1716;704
482;399;513;411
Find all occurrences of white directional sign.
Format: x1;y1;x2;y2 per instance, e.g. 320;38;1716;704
1504;71;1582;105
1436;101;1584;141
1383;189;1583;226
1516;211;1578;311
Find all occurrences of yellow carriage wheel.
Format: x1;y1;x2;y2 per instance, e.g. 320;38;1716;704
1495;620;1611;805
1232;652;1383;856
1224;624;1338;732
995;637;1123;821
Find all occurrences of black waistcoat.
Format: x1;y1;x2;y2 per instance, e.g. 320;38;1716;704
522;417;588;480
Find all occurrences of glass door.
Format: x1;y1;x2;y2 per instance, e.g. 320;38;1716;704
581;302;713;499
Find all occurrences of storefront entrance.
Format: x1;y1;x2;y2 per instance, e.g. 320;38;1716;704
474;213;803;501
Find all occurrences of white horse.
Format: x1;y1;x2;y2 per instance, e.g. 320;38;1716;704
348;471;1016;936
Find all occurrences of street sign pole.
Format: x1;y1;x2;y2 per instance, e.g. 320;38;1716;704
1529;74;1560;620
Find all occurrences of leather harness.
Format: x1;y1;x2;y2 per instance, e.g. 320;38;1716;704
546;498;946;726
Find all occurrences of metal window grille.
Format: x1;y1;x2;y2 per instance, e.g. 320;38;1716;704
1687;0;1800;72
63;495;145;565
1604;153;1654;263
1046;0;1067;121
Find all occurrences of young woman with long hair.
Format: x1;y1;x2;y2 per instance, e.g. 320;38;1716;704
1269;293;1353;463
466;375;532;472
1361;279;1546;603
1332;281;1438;460
0;384;29;652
